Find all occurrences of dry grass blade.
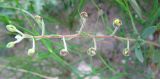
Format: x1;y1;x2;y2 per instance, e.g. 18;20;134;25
0;64;58;79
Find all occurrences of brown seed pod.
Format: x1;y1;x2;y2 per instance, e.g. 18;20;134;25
80;11;88;18
60;49;69;56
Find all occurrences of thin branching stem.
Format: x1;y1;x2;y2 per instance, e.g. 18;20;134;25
62;36;68;51
127;38;130;49
78;18;86;34
41;19;45;36
31;37;35;51
93;37;97;50
33;34;160;47
111;27;119;36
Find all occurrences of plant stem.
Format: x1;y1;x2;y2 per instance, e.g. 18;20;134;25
62;36;68;50
93;37;97;50
33;34;160;47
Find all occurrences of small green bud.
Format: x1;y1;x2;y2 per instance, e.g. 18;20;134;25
6;42;15;48
28;48;35;56
6;25;17;32
87;47;96;56
60;49;69;56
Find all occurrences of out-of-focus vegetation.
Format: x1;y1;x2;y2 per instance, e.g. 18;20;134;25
0;0;160;79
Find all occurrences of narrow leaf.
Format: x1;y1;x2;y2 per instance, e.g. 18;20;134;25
129;0;142;19
141;26;156;39
135;47;144;63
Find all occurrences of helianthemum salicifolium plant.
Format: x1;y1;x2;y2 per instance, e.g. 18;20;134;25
6;11;160;63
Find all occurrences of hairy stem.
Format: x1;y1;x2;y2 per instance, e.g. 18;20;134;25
33;34;160;47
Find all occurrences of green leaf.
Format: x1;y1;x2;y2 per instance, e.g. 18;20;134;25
135;47;144;63
152;49;160;63
37;51;51;60
141;26;157;39
33;0;44;14
110;73;126;79
115;0;127;11
129;0;142;19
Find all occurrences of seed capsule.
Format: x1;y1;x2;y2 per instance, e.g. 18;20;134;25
80;12;88;18
87;47;96;56
122;48;130;56
60;49;69;56
28;48;35;56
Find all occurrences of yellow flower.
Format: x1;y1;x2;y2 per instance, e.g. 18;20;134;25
113;18;122;27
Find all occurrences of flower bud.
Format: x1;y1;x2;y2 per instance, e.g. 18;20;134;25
60;49;69;56
6;25;17;32
113;18;122;27
28;48;35;56
6;42;15;48
122;48;129;56
87;47;96;56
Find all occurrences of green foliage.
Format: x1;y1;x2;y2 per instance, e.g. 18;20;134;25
128;0;142;19
135;46;144;63
141;26;157;39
